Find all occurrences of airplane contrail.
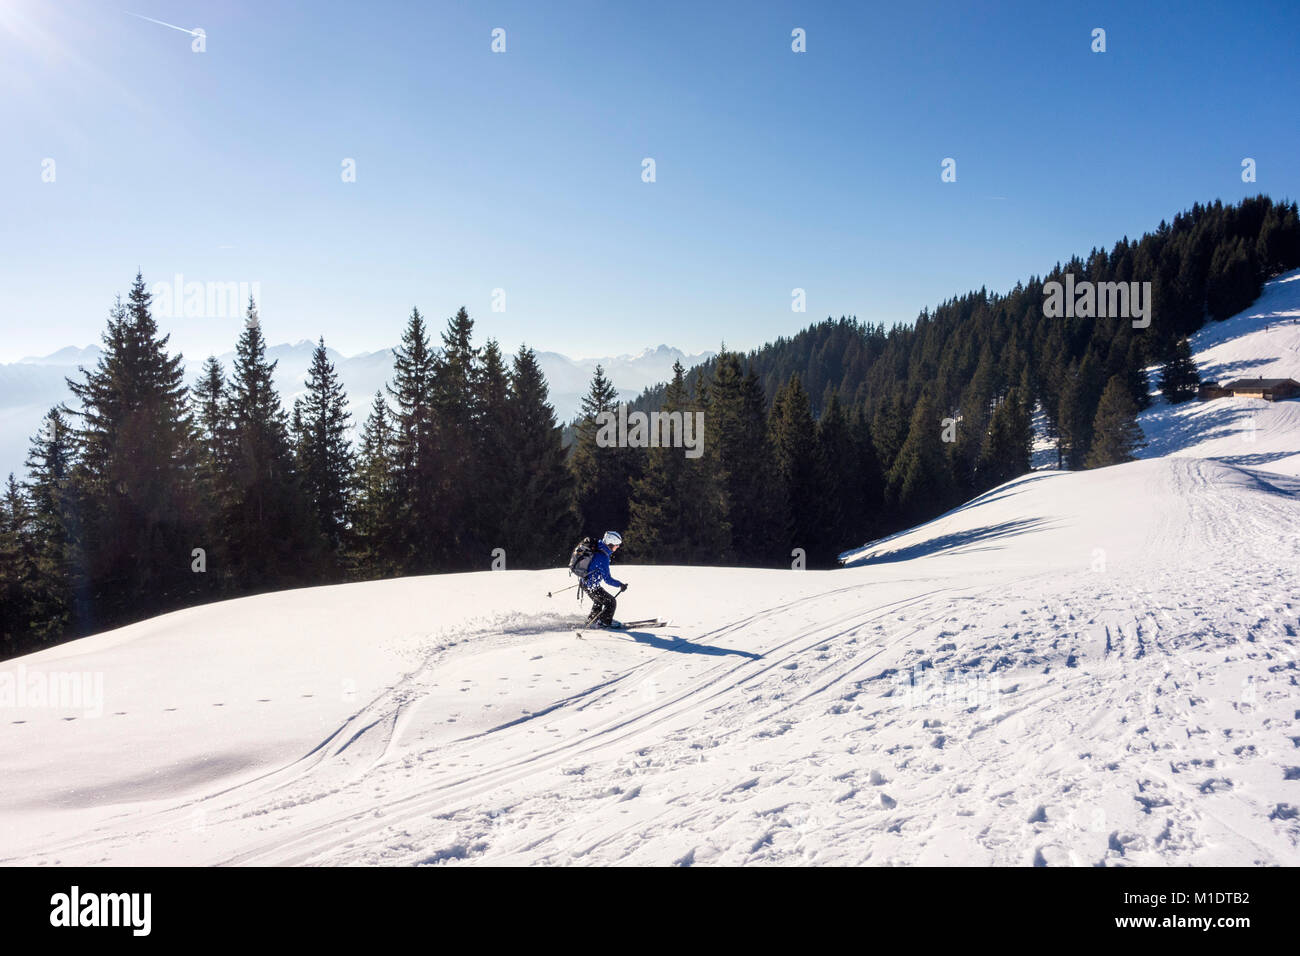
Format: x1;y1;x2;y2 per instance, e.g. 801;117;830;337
126;11;202;37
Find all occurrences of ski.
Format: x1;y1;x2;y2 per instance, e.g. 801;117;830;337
615;618;669;629
576;618;668;637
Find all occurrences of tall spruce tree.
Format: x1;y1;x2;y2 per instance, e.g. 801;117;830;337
708;351;782;565
349;391;400;578
433;307;481;567
1086;375;1147;468
571;365;633;536
192;357;229;465
768;374;818;557
886;391;956;528
627;361;729;563
1206;236;1259;320
813;392;857;563
977;388;1034;489
474;339;514;559
387;308;441;572
190;358;231;595
848;406;885;546
0;475;36;655
502;346;575;566
871;393;909;477
22;408;80;640
298;338;354;556
224;298;319;589
1057;352;1104;469
65;275;201;627
1159;337;1200;404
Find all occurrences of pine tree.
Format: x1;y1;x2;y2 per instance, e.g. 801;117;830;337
65;274;201;626
708;351;782;565
571;365;633;536
502;346;575;566
22;408;80;641
813;392;856;564
224;298;319;589
871;393;909;477
473;339;514;559
1159;337;1200;404
433;307;481;567
886;391;956;528
768;374;819;556
349;392;400;578
848;406;885;546
951;351;998;496
627;361;729;563
298;338;354;556
977;388;1034;488
192;357;229;465
1;475;37;654
1086;376;1147;468
1057;352;1104;469
1123;338;1153;410
1206;237;1259;320
387;308;441;572
190;358;231;596
1255;201;1300;277
289;398;307;461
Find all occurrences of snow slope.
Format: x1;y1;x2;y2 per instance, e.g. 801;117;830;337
1136;270;1300;476
3;275;1300;867
1029;269;1300;474
2;456;1297;866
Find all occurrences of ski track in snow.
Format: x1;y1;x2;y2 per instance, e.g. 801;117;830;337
3;274;1300;868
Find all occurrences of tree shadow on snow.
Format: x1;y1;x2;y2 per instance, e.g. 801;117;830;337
839;474;1062;565
623;630;763;660
1197;355;1276;382
1140;397;1297;460
852;517;1056;566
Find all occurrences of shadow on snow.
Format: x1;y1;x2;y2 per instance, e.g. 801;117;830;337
623;630;762;660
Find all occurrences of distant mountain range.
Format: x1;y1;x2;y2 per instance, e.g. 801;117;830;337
0;342;715;481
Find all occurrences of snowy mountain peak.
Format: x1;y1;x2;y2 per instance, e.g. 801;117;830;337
16;345;102;366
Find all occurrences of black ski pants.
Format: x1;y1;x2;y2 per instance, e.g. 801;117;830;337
583;583;618;626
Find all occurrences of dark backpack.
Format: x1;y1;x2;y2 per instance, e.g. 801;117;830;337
568;537;596;579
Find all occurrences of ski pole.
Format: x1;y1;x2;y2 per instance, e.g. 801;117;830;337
547;584;578;598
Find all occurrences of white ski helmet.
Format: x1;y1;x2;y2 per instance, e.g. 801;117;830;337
602;531;623;548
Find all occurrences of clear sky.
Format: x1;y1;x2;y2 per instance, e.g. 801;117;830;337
3;0;1299;364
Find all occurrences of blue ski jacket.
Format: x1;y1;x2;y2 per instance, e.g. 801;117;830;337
583;542;624;590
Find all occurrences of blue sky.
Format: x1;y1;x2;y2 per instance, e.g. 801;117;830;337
3;0;1299;364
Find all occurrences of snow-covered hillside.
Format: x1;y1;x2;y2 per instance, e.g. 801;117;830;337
3;274;1300;867
1137;269;1300;476
2;453;1297;866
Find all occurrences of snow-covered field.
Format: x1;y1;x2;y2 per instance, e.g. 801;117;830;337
2;276;1299;867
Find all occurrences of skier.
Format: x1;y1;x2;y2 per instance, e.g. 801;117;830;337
581;531;627;628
